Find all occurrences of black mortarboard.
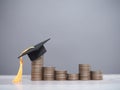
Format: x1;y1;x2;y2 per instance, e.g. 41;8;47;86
18;38;50;61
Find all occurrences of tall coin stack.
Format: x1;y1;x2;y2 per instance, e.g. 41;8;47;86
55;70;67;80
91;71;103;80
68;74;79;80
79;64;91;80
31;56;44;81
43;67;55;80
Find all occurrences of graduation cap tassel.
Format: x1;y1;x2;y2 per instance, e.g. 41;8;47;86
12;57;23;83
12;38;50;82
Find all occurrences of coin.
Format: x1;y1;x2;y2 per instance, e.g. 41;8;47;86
43;67;55;80
55;70;67;74
79;64;91;80
91;71;103;80
79;64;90;67
68;74;79;80
31;56;44;81
79;64;91;72
80;72;90;76
55;70;67;80
80;76;91;80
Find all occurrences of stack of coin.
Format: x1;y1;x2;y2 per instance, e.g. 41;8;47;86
68;74;79;80
55;70;67;80
79;64;91;80
91;71;103;80
43;67;55;80
31;56;44;81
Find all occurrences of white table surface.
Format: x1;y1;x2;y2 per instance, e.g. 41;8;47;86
0;75;120;90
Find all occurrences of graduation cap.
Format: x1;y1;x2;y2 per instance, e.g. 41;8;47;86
18;38;50;61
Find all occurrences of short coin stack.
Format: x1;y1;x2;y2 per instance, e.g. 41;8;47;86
91;71;103;80
79;64;91;80
43;67;55;80
68;74;79;80
31;56;44;81
55;70;67;80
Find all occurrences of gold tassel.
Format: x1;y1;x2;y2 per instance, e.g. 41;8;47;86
12;57;23;83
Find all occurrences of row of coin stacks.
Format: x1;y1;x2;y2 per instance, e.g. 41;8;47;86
17;39;103;81
79;64;103;80
31;56;103;81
